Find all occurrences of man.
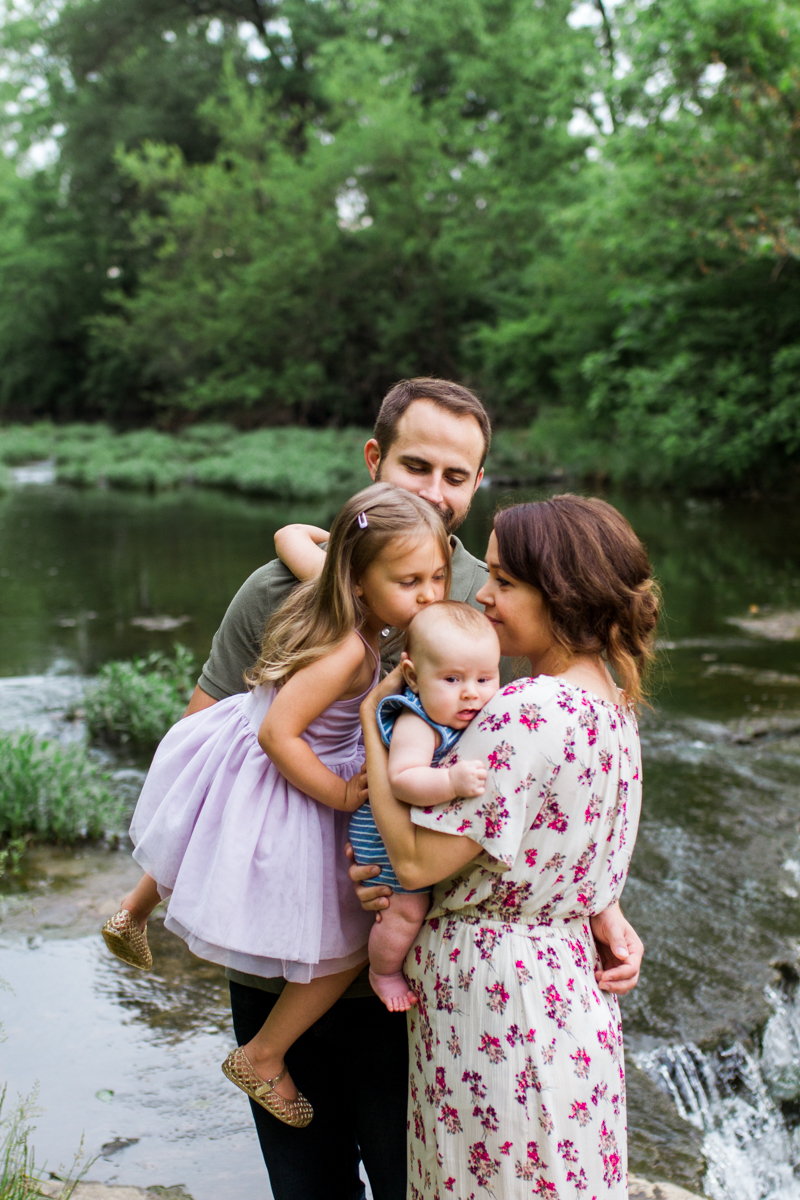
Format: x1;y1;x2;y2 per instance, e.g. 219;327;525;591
184;378;643;1200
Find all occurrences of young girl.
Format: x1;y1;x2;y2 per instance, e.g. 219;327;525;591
101;482;450;1129
276;521;503;1013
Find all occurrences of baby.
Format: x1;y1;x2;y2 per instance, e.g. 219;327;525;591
350;600;501;1011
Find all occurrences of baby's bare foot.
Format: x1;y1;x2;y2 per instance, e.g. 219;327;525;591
369;969;418;1012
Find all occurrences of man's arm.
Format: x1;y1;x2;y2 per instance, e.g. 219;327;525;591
184;684;218;716
195;559;300;702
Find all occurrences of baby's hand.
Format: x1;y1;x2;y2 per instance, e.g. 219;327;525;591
448;759;487;799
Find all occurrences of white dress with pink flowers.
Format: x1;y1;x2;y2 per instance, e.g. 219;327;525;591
404;675;641;1200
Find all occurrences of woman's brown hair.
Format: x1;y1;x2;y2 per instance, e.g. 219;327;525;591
248;482;451;687
493;494;659;705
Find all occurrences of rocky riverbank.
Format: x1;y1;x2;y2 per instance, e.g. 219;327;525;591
37;1177;705;1199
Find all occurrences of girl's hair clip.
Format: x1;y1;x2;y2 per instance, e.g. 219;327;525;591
357;512;369;529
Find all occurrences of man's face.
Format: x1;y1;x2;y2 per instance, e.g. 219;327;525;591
364;399;486;532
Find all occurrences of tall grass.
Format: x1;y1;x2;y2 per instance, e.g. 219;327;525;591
0;1088;37;1200
0;1087;87;1199
84;644;196;753
0;734;121;849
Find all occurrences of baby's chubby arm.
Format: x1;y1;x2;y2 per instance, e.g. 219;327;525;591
274;524;329;583
388;711;488;806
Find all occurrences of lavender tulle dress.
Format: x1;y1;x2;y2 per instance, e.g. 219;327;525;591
129;640;377;983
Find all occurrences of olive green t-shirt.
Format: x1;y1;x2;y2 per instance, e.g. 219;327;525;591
198;536;517;998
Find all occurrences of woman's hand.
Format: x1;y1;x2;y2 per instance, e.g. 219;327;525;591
343;767;369;813
590;904;644;994
345;842;392;921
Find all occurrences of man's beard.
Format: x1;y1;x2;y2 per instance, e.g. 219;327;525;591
374;465;462;533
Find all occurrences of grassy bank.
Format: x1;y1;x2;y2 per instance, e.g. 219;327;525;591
0;648;194;884
0;421;593;500
0;734;122;883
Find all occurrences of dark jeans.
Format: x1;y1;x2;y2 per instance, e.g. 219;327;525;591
229;982;408;1200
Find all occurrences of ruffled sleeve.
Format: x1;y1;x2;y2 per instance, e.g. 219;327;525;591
410;678;546;873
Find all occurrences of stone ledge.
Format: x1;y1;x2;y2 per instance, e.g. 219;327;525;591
38;1177;704;1200
630;1177;704;1200
36;1184;191;1200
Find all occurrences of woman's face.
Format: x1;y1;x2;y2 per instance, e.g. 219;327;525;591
475;531;556;667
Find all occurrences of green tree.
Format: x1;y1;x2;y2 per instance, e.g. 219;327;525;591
86;0;595;422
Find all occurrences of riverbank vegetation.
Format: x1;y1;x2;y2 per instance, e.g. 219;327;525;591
0;422;570;494
0;0;798;492
0;648;194;881
0;733;121;862
0;1087;86;1199
85;645;197;751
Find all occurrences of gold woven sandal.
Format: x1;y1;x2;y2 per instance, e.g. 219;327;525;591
101;909;152;970
221;1047;313;1129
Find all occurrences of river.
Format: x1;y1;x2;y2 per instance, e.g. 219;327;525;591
2;480;800;1198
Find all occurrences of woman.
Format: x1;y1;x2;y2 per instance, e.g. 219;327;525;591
358;495;658;1199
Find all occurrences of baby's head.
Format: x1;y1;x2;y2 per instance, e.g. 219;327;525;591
403;601;501;730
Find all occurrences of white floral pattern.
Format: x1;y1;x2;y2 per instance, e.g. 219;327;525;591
405;675;641;1199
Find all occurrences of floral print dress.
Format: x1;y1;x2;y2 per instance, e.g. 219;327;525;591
405;675;641;1200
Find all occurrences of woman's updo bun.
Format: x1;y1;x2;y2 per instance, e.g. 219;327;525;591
493;495;659;705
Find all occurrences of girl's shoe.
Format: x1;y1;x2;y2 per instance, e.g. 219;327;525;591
222;1047;313;1129
101;909;152;970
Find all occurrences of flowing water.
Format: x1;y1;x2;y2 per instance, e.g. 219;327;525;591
3;481;800;1196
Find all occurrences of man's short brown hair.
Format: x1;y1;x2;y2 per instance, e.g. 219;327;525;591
374;378;491;468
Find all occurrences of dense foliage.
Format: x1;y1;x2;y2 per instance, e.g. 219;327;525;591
84;643;197;751
0;731;121;845
0;420;565;491
0;0;798;489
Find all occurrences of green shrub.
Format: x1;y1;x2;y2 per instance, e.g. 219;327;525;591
189;427;370;498
0;422;57;466
0;733;121;846
84;644;197;753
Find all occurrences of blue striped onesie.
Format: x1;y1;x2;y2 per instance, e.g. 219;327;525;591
349;687;463;893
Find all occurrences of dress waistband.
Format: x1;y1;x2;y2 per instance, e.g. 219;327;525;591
448;914;592;940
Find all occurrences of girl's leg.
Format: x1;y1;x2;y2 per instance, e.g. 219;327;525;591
242;961;367;1101
120;873;162;930
367;891;431;1013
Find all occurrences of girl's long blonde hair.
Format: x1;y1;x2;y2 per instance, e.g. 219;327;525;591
247;483;452;688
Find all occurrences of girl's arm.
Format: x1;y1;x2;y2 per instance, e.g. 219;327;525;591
274;524;329;583
389;711;488;806
360;681;481;891
259;633;369;812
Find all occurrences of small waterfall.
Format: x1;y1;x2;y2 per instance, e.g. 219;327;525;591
637;986;800;1200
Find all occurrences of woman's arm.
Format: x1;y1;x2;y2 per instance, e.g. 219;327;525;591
389;711;488;806
273;524;329;583
360;684;481;891
260;634;369;812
